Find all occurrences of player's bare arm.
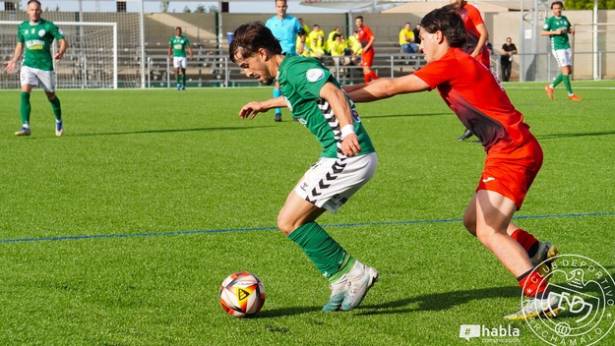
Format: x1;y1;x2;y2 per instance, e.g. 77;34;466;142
363;35;375;52
471;23;488;57
348;73;430;103
239;96;287;119
54;39;68;60
188;46;193;59
319;82;360;157
4;43;24;74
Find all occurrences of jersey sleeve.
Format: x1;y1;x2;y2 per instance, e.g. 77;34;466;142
543;18;551;30
288;62;332;100
185;37;191;47
467;5;485;26
49;22;64;41
17;25;24;43
293;18;302;34
413;59;454;90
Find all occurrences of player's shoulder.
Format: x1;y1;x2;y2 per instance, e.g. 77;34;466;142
41;18;57;27
281;56;325;78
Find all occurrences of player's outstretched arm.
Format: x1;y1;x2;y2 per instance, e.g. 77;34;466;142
54;39;68;60
239;96;287;119
348;73;430;103
320;82;360;157
4;43;23;74
471;23;489;58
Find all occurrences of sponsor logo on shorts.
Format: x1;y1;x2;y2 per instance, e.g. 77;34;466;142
482;176;496;183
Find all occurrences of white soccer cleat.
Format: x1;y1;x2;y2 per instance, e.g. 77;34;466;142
340;261;379;311
504;292;561;321
55;121;63;137
15;127;31;136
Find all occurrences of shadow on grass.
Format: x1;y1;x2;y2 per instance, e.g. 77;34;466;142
54;125;274;138
361;112;450;120
356;285;520;316
538;130;615;140
255;305;322;319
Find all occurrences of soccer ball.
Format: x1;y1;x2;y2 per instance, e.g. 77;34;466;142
219;272;266;317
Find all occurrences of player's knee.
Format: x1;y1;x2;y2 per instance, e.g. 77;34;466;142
276;215;297;235
463;214;476;235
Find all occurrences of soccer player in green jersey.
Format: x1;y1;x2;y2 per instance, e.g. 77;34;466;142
4;0;68;137
231;22;379;312
168;27;192;91
542;1;581;101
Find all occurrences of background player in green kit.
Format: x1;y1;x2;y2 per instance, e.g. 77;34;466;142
4;0;68;137
542;1;581;101
230;22;379;312
168;27;192;91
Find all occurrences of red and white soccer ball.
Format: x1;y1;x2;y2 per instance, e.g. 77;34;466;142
219;272;266;317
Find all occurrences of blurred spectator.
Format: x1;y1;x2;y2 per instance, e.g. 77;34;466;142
413;24;421;44
347;30;363;65
296;29;311;57
298;17;310;34
500;37;517;81
399;22;418;54
355;15;378;83
325;26;342;54
307;24;325;58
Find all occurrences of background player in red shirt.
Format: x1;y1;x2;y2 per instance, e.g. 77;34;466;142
448;0;491;141
346;7;560;320
355;16;378;83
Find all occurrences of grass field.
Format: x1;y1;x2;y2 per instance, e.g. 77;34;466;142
0;81;614;345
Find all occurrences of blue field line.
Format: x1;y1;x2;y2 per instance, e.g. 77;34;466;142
1;210;614;245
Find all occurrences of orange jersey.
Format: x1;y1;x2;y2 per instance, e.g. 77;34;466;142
357;25;374;52
415;47;542;208
458;3;490;67
414;48;531;151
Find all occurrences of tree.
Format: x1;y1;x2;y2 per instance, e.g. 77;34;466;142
183;6;191;13
161;0;170;13
195;4;206;13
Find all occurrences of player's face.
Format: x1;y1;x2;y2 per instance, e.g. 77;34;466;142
355;18;363;28
27;2;42;22
275;1;288;17
418;27;440;63
552;4;562;16
235;52;275;86
176;28;182;36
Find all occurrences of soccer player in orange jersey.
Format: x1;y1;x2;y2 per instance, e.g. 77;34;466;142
448;0;491;141
346;7;560;320
355;16;378;83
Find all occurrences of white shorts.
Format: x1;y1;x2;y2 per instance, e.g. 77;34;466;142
552;48;572;67
293;152;378;212
173;57;187;69
20;66;56;92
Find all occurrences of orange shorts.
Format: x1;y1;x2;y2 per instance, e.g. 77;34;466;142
476;136;543;210
361;49;374;67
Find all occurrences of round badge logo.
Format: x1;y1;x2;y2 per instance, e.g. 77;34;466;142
523;254;615;346
306;68;324;83
38;29;46;37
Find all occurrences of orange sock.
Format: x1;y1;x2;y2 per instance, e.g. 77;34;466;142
511;228;539;258
518;270;549;297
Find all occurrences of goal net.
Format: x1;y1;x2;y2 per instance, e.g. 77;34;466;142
0;21;118;89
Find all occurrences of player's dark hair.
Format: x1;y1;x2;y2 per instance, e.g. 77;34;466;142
298;29;307;37
332;33;341;40
229;22;282;63
420;7;467;48
27;0;41;7
355;16;364;21
551;1;564;9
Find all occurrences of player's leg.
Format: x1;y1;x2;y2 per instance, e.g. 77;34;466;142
562;50;580;101
16;67;40;136
38;69;63;137
273;81;282;122
545;50;564;100
282;154;378;312
181;58;187;90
